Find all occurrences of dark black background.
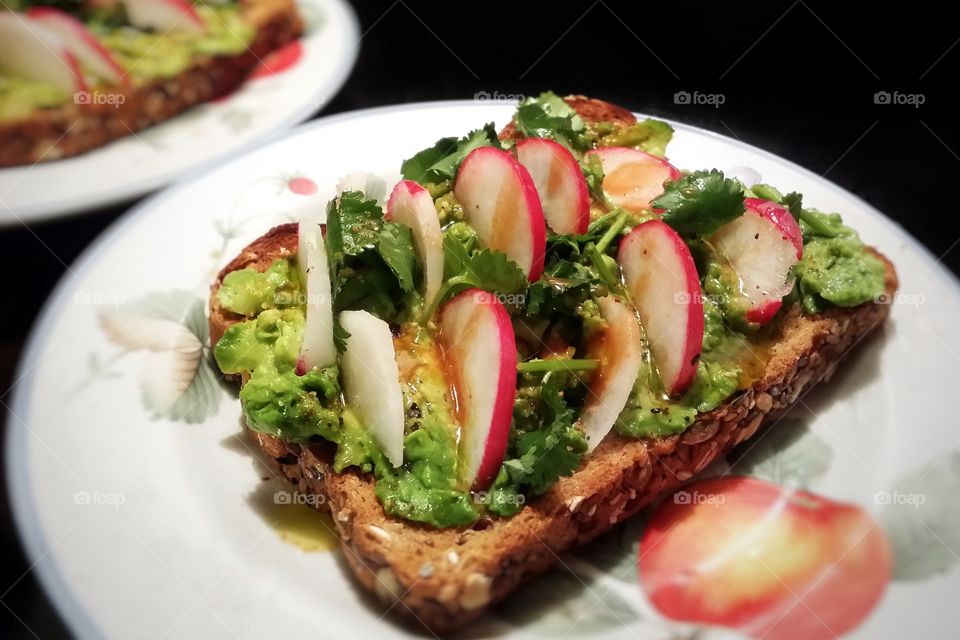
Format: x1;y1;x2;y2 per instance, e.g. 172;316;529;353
2;1;958;636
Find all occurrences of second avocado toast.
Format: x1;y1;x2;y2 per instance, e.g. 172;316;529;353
209;93;897;631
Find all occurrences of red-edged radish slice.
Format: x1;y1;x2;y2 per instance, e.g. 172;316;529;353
339;310;405;468
712;198;803;324
120;0;205;33
25;7;126;85
619;220;704;395
454;147;546;282
580;296;643;452
297;221;336;370
0;13;86;93
386;180;444;309
586;147;681;213
516;138;590;235
438;288;517;489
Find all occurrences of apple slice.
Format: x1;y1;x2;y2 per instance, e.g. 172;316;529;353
0;13;86;93
26;7;126;85
386;180;444;309
438;288;517;489
585;147;681;213
619;220;703;395
454;147;546;282
119;0;205;33
712;198;803;324
516;138;590;235
297;221;336;371
339;310;405;468
640;477;891;640
580;296;643;452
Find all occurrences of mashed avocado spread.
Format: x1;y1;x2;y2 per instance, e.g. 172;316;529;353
211;95;888;529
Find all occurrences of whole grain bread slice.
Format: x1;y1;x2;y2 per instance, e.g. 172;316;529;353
0;0;302;167
209;224;897;633
208;96;897;632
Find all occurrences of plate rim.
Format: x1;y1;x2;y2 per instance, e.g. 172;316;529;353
0;0;361;227
7;99;959;639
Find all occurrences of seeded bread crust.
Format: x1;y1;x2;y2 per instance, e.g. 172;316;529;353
209;225;896;633
208;98;898;633
0;0;302;167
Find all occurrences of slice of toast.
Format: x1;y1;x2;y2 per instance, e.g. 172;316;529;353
0;0;301;167
209;230;897;633
208;99;898;632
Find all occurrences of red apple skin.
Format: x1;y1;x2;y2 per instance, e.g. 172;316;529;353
619;220;703;395
454;147;547;282
744;198;803;259
516;137;590;235
438;288;517;489
26;7;127;85
639;476;892;640
586;147;681;213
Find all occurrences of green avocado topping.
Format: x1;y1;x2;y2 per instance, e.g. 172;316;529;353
210;99;889;529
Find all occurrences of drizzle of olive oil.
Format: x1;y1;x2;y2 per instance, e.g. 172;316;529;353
264;502;339;552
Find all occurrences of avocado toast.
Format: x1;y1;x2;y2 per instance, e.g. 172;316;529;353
0;0;301;167
208;94;897;632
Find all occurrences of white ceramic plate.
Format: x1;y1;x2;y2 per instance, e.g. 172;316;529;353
8;102;960;640
0;0;358;227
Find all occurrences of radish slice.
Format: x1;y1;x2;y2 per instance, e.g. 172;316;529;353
438;288;517;489
712;198;803;324
619;220;704;395
26;7;126;85
119;0;205;33
386;180;444;309
586;147;681;213
0;13;86;93
339;311;405;468
516;138;590;235
454;147;546;282
297;221;336;370
580;296;643;452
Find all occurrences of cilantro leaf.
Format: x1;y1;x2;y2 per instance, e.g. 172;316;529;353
513;91;591;153
400;123;500;183
324;191;414;323
598;118;674;157
423;232;527;319
378;221;417;294
654;170;745;238
488;374;588;515
325;191;383;257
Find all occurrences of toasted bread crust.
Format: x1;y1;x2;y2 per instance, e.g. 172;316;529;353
208;98;898;633
0;0;301;167
209;224;896;633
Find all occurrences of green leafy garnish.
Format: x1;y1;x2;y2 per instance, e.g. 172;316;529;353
378;221;418;294
654;169;745;238
488;374;588;516
513;91;591;153
400;123;500;183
